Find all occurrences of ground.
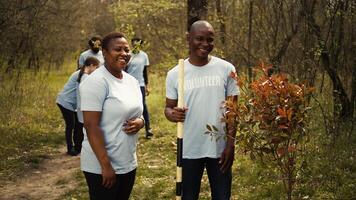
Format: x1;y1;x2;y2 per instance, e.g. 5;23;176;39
0;146;80;200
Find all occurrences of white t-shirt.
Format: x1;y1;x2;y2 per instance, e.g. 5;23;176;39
166;56;239;159
80;66;143;174
78;49;104;68
76;74;89;123
126;50;149;87
56;70;80;111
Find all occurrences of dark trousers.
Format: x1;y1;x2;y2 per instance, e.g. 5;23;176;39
182;158;232;200
57;103;82;152
140;86;150;132
83;169;136;200
76;122;84;152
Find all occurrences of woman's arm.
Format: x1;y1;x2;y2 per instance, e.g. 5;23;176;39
83;111;116;189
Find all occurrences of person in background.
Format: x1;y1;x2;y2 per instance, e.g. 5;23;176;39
80;32;144;200
76;56;100;154
165;20;239;200
126;37;153;139
78;36;105;69
57;66;82;156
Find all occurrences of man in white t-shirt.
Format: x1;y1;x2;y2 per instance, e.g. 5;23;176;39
126;37;153;138
78;36;105;69
165;20;239;200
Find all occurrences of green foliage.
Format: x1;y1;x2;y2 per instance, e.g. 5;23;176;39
111;0;187;67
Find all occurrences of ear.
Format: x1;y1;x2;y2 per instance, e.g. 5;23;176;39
102;49;107;58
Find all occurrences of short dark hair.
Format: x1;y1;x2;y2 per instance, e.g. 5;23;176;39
88;35;102;47
102;32;126;50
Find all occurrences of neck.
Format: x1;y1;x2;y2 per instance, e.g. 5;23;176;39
105;65;123;79
188;55;211;66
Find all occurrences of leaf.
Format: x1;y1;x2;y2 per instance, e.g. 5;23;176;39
212;125;219;132
278;125;289;130
288;145;296;153
277;107;286;117
206;125;212;132
277;147;286;157
287;109;293;121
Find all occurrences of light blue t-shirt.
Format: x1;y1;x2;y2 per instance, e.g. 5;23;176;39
126;50;149;86
166;56;239;159
80;66;143;174
56;70;80;111
78;49;104;68
76;74;89;123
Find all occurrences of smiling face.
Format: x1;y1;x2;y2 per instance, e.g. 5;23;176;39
188;21;215;65
103;37;130;77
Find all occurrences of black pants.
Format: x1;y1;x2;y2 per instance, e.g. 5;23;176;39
182;158;232;200
83;169;136;200
57;103;82;152
140;86;151;133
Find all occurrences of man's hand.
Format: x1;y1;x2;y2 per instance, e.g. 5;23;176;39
219;143;235;173
165;98;188;122
166;107;188;122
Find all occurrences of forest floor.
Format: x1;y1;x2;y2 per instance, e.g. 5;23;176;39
0;146;80;200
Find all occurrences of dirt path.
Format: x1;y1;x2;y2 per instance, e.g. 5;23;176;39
0;146;81;200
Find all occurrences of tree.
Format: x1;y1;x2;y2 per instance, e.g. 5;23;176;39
187;0;208;31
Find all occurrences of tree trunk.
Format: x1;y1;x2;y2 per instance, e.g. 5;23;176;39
247;0;253;82
216;0;226;45
187;0;208;31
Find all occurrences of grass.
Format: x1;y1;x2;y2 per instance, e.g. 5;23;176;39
0;61;75;183
1;61;355;199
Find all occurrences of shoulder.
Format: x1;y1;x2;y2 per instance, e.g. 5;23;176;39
167;64;179;77
80;49;90;56
212;56;234;68
124;72;140;85
70;70;80;79
140;50;148;56
81;66;105;85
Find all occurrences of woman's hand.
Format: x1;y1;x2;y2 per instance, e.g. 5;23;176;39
101;163;116;188
123;117;145;134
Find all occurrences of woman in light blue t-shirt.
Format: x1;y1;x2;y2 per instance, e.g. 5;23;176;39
75;57;100;154
80;32;144;200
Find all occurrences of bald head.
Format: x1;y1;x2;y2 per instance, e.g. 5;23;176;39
189;20;214;34
187;20;215;65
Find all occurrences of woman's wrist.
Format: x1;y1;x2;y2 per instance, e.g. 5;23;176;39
138;116;145;127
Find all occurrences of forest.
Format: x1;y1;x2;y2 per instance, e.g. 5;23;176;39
0;0;355;199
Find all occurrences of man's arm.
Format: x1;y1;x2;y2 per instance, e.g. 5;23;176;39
219;95;238;173
143;65;148;85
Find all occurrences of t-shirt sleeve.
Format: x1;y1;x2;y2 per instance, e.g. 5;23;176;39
144;52;149;66
78;54;85;68
226;65;240;97
166;70;177;100
80;76;107;111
